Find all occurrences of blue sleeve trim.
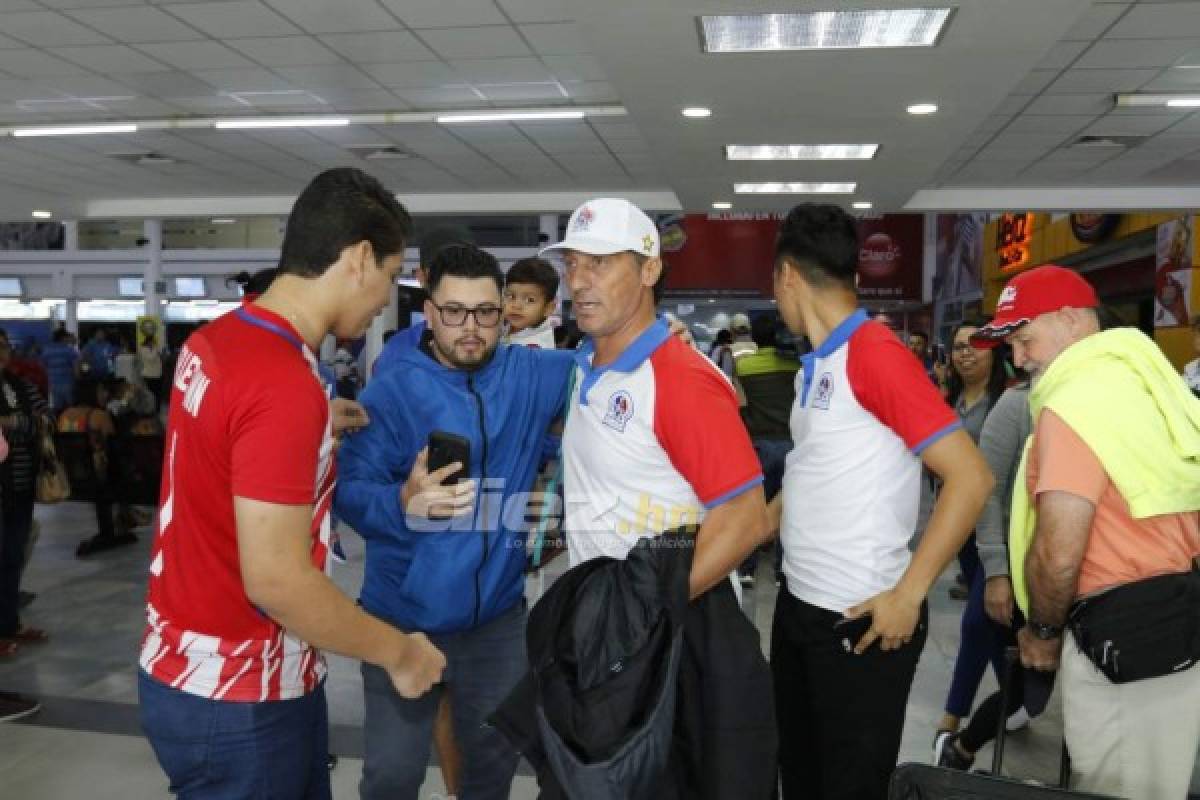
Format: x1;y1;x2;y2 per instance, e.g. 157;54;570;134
703;475;764;509
913;420;963;456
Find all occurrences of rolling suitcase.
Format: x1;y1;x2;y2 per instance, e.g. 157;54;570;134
889;647;1122;799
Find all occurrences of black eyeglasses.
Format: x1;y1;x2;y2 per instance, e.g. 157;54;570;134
430;302;502;328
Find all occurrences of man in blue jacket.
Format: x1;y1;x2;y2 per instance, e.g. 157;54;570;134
334;243;574;800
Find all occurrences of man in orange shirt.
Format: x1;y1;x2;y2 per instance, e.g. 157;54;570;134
972;266;1200;800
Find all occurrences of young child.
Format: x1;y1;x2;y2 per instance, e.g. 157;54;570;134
503;257;559;349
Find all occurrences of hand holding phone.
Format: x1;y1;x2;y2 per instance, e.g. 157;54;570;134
400;433;475;520
426;431;470;486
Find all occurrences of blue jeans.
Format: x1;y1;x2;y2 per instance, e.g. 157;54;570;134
360;602;527;800
740;438;791;577
138;670;331;800
944;562;1007;718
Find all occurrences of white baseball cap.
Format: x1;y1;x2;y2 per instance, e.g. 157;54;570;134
540;197;660;258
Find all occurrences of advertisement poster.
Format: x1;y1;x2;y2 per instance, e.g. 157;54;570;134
657;213;924;301
934;213;986;301
1154;217;1193;328
137;316;166;352
856;215;925;302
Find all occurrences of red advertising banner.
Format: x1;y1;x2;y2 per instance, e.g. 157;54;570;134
659;213;779;296
658;213;924;301
856;214;925;302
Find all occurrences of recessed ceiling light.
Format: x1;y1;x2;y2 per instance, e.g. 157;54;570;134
906;103;938;115
712;201;732;209
436;111;585;123
13;123;138;137
31;210;52;219
725;144;878;161
1115;92;1200;108
735;182;856;194
700;9;953;52
214;117;350;129
682;107;712;118
852;201;873;210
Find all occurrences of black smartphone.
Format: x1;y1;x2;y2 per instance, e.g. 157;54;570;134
833;614;873;646
427;431;470;486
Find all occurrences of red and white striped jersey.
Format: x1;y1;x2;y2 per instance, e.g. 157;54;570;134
139;301;335;702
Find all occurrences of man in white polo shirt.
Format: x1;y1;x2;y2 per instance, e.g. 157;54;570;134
769;204;994;799
543;197;770;599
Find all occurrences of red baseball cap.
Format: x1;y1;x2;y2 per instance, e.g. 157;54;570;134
971;265;1098;347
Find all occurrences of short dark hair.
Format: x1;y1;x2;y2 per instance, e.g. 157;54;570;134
775;203;859;289
505;257;559;301
426;244;503;295
751;314;778;348
909;330;929;343
278;168;413;278
53;328;71;343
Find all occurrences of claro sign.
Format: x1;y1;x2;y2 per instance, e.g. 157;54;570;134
856;215;924;302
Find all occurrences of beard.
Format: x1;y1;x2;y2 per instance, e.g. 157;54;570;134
433;334;496;370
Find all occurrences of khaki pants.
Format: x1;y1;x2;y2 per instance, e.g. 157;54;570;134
1062;639;1200;799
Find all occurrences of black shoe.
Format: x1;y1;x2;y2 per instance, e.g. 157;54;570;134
948;584;969;601
933;730;974;771
326;753;338;771
18;591;35;609
0;691;40;723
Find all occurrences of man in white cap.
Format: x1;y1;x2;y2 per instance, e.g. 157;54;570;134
543;197;770;598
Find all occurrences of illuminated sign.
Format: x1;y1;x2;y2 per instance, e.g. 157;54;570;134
996;213;1034;271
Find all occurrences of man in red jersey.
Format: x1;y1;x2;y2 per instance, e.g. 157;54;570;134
138;168;445;799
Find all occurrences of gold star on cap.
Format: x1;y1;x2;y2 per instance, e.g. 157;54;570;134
642;234;654;253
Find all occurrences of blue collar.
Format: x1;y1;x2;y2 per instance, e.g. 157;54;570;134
235;305;305;352
799;309;869;406
813;308;869;358
574;317;671;404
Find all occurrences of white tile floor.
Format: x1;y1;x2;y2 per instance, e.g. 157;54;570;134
1;502;1196;798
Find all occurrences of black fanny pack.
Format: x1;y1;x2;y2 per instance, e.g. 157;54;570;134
1067;564;1200;684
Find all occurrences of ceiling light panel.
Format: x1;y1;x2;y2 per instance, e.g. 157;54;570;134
213;117;350;129
735;182;856;194
725;144;878;160
436;111;586;123
700;9;952;53
12;123;138;137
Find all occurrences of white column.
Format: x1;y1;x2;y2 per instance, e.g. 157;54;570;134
62;219;79;251
143;219;164;321
65;299;78;335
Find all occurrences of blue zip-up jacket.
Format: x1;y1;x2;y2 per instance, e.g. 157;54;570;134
334;335;575;634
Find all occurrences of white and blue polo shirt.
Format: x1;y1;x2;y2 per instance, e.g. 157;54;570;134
781;310;961;613
563;319;764;566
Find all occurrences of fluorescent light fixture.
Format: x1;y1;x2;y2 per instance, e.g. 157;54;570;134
436;110;585;123
725;144;878;160
852;201;874;210
1114;92;1200;108
906;103;938;115
214;117;349;129
682;107;712;118
735;182;856;194
12;123;137;137
700;8;952;52
210;218;238;224
712;201;732;209
31;210;52;219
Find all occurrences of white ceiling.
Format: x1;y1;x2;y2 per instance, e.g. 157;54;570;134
0;0;1199;217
